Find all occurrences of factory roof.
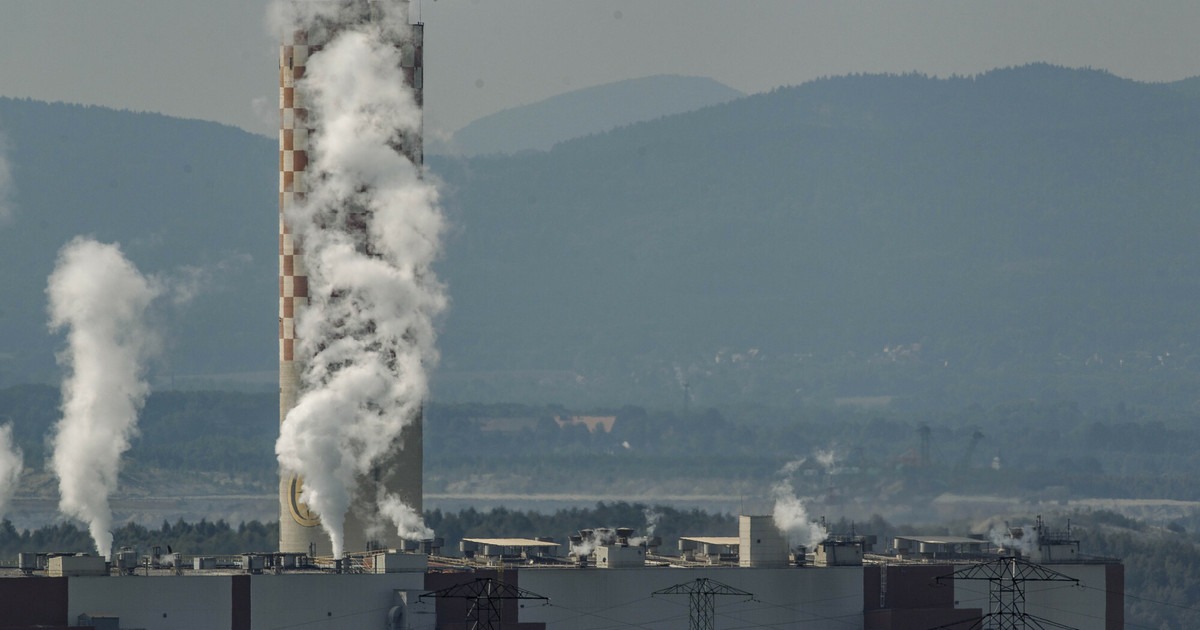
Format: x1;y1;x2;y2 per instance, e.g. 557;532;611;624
896;535;988;545
680;536;740;546
463;538;560;548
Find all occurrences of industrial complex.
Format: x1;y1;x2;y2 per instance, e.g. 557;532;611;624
0;2;1125;629
0;515;1122;629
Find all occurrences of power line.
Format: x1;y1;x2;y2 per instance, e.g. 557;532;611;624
930;556;1081;630
653;578;755;630
420;577;549;630
540;597;685;630
736;592;865;628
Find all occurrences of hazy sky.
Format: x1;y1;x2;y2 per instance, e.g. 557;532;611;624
1;1;1198;139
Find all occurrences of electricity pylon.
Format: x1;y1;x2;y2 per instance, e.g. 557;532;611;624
421;577;548;630
931;556;1079;630
653;577;755;630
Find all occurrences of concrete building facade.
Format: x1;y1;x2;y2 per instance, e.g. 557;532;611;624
0;554;1123;630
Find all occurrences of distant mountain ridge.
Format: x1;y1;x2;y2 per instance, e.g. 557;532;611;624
0;97;276;387
439;74;745;156
428;64;1200;408
1166;75;1200;98
3;65;1200;410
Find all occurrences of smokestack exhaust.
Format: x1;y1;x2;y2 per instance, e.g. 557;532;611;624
274;0;437;558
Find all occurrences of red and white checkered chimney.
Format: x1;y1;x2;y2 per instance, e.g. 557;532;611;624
278;4;424;557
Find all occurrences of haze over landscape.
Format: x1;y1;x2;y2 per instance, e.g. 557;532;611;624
3;66;1200;411
1;3;1200;626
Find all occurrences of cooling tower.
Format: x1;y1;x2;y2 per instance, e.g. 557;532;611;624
278;3;424;556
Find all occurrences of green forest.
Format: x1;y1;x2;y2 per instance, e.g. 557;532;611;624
4;385;1200;509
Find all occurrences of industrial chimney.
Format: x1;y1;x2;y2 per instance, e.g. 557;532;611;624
278;0;425;556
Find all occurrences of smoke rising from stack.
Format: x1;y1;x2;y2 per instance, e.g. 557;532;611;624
771;455;829;549
0;425;22;522
771;479;827;549
990;523;1039;556
643;507;662;537
46;237;161;560
269;1;414;43
272;0;444;557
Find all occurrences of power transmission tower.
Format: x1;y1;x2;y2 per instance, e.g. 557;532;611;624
653;578;754;630
420;577;548;630
931;556;1080;630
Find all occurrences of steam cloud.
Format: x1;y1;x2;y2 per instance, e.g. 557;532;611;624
272;0;444;557
0;425;23;521
643;507;662;537
571;528;618;557
46;238;161;559
990;523;1039;556
771;452;832;548
771;479;827;549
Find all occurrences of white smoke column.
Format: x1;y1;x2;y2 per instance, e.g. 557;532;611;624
378;491;432;540
0;424;23;520
771;479;827;549
990;524;1039;556
643;507;662;537
273;1;445;557
46;237;161;560
626;508;663;547
570;539;597;557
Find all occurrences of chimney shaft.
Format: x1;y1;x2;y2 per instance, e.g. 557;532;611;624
277;3;424;556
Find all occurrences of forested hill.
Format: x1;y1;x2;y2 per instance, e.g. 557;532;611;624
429;64;1200;409
442;74;745;156
2;66;1200;409
0;98;276;388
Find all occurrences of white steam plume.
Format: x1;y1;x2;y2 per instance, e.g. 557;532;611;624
273;1;445;557
377;491;432;540
990;523;1039;556
643;507;662;537
570;539;597;557
771;479;827;549
0;425;23;520
771;451;836;548
46;237;161;560
268;0;413;46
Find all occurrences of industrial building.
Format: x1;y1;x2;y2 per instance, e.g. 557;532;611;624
0;515;1122;629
